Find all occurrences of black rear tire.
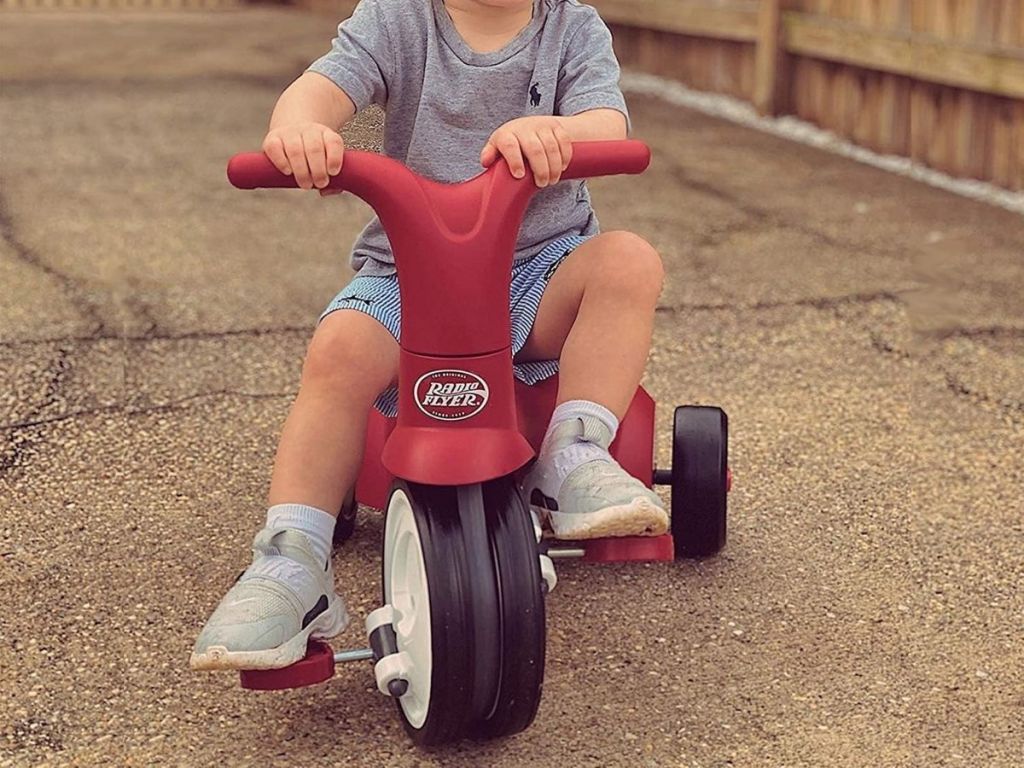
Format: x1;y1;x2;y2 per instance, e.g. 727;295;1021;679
331;490;357;549
671;406;728;559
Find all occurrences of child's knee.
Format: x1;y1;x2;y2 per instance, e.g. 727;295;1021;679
302;317;396;395
591;231;664;299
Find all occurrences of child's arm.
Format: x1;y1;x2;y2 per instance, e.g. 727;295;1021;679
262;73;357;192
480;10;630;188
264;0;393;192
557;109;629;142
479;110;627;188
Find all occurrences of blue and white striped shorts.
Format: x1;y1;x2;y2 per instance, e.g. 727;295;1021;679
319;234;590;416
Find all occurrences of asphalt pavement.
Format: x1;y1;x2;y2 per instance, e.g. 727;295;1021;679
1;10;1022;768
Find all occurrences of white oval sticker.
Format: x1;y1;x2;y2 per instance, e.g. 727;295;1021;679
414;369;490;421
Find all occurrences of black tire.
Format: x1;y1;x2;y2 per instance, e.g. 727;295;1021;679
671;406;728;559
383;481;501;747
331;490;357;549
473;475;546;740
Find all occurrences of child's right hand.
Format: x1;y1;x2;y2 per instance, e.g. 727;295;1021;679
262;123;345;195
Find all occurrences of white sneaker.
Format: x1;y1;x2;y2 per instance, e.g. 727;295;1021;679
523;418;669;540
190;528;349;671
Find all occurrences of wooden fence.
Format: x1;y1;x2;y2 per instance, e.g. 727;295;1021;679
7;0;1020;189
598;0;1024;190
0;0;238;9
294;0;1022;189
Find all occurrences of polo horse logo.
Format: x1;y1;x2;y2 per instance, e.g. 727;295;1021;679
529;83;542;107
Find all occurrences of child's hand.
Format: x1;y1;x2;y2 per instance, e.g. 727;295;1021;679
480;116;573;188
262;122;345;195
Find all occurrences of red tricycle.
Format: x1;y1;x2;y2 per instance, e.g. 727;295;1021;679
226;140;730;746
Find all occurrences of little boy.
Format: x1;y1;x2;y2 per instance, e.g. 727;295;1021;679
192;0;667;671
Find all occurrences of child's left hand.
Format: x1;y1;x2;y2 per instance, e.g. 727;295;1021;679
480;116;573;188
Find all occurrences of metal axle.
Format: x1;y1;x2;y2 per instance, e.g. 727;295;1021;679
547;547;586;559
333;648;374;663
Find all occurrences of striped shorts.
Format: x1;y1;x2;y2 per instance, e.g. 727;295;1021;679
319;234;591;417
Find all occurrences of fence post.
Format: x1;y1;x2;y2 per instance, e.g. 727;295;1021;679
753;0;784;115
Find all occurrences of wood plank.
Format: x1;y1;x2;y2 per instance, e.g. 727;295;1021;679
740;38;758;101
800;57;825;123
840;65;862;137
952;89;975;177
589;0;761;43
990;98;1013;187
791;56;808;117
909;80;933;164
931;85;957;174
1011;99;1019;189
856;69;880;150
891;74;912;157
1005;0;1024;49
803;56;822;121
973;91;994;180
753;0;784;113
975;0;999;47
886;0;910;35
300;0;357;13
877;72;898;152
825;61;843;132
814;59;832;125
783;12;1024;99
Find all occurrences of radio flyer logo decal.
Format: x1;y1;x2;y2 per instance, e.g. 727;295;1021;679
414;369;490;421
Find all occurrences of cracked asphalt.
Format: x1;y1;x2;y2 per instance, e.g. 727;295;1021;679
1;10;1022;768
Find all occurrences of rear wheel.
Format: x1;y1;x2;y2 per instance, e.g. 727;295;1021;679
671;406;728;559
332;490;357;549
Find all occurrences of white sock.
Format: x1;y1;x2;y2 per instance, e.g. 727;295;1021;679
541;399;619;454
265;503;336;566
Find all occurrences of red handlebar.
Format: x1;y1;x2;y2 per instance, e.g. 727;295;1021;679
225;139;650;361
226;139;650;191
559;140;651;181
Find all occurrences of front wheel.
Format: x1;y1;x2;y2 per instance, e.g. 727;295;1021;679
381;477;545;746
382;481;473;746
473;475;545;740
671;406;728;559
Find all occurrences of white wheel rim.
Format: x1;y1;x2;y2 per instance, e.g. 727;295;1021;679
383;489;432;729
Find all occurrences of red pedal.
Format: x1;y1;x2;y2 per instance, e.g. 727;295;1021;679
581;534;674;563
239;640;336;691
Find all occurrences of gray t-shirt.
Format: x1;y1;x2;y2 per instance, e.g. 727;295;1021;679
308;0;629;275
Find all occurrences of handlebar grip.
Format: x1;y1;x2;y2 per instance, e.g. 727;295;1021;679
560;140;651;181
227;150;407;195
227;152;311;189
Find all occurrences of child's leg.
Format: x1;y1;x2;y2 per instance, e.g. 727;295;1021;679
518;231;668;539
191;310;398;670
519;230;663;416
268;310;399;513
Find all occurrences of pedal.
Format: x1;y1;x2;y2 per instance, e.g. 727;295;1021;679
239;640;335;690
